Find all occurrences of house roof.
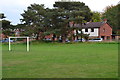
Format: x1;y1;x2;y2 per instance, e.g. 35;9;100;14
74;22;105;28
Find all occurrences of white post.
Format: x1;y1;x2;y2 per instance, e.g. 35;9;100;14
8;37;30;52
27;37;29;52
9;37;11;51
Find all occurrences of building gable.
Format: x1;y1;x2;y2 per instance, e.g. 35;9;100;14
99;23;112;36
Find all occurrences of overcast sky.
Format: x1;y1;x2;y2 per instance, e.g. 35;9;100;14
0;0;119;25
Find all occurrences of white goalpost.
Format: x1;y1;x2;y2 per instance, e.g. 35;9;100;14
9;37;29;52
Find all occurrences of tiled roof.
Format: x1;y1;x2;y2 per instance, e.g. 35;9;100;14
73;22;105;28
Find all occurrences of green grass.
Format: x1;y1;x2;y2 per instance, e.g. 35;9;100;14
2;42;118;78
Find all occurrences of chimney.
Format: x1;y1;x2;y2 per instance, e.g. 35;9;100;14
103;19;107;23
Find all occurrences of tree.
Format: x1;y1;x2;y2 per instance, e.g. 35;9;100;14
14;24;25;29
53;1;92;42
118;4;120;29
92;11;101;22
0;13;15;36
1;20;15;36
0;13;11;29
21;3;46;39
1;20;11;29
0;19;15;36
102;4;120;34
0;13;6;19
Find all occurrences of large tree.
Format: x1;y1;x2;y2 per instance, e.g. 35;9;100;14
1;20;11;29
102;4;120;34
0;13;11;29
53;1;92;42
21;3;46;39
0;14;14;36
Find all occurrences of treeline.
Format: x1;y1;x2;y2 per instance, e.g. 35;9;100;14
102;4;120;34
0;1;120;41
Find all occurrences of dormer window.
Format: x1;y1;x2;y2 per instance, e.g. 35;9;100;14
85;28;88;32
103;28;105;32
91;28;94;32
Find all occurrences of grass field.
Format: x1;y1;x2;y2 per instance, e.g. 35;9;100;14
2;42;118;78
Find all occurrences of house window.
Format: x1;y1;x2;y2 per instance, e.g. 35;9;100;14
103;28;105;32
91;28;94;32
85;28;88;32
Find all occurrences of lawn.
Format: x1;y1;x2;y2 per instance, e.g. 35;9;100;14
2;42;118;78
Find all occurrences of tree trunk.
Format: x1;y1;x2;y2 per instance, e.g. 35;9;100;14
62;36;66;43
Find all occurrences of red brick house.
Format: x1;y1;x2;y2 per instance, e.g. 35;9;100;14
71;21;112;40
99;22;112;40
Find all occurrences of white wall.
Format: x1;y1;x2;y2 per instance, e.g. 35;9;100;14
82;28;99;36
77;28;99;37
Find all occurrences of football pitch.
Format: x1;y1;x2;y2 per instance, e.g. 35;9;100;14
2;42;118;78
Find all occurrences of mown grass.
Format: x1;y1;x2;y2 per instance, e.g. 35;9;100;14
2;42;118;78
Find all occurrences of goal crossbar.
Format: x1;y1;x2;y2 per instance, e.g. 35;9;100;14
9;37;29;52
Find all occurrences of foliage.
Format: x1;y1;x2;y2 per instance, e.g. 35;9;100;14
1;20;11;29
118;4;120;29
53;1;92;42
20;2;92;42
54;2;92;22
2;30;14;36
0;15;18;37
0;13;6;19
21;4;46;26
102;4;120;33
0;18;14;36
14;24;25;29
91;11;101;22
0;13;15;36
82;34;89;41
21;3;47;39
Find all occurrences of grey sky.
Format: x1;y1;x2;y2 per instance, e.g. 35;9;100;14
0;0;119;25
